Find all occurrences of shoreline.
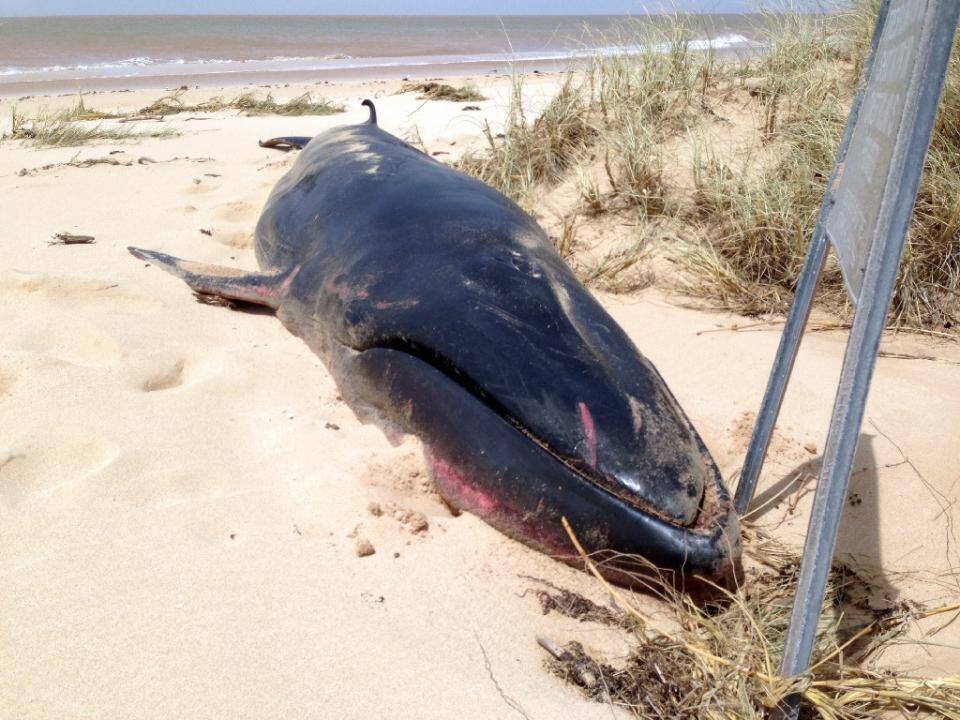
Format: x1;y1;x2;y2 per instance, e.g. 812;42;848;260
0;43;759;100
0;58;568;99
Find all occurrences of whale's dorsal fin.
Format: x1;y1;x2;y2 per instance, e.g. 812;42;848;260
129;247;298;309
362;99;377;125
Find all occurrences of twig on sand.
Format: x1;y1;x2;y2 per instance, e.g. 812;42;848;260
48;232;94;245
696;319;958;342
117;114;165;123
878;350;960;365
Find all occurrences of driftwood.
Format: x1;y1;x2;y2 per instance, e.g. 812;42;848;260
49;233;95;245
117;115;165;123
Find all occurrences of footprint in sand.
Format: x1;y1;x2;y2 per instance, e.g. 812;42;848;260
0;269;118;299
0;366;16;397
212;229;254;249
0;438;120;508
215;200;258;223
187;177;219;194
133;352;219;393
14;317;123;368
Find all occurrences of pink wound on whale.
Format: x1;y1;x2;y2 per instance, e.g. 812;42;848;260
578;401;598;469
428;454;499;515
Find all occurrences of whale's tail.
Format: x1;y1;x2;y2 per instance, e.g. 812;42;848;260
361;99;377;125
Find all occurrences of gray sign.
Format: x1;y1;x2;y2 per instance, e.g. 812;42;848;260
731;0;960;716
826;0;940;302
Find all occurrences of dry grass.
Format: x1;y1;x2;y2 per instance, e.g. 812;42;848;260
451;5;960;330
140;90;344;117
454;18;724;280
543;521;960;719
5;106;176;148
456;74;596;203
50;96;126;122
399;81;486;102
683;2;960;329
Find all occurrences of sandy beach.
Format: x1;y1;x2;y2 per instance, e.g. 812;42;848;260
1;71;958;718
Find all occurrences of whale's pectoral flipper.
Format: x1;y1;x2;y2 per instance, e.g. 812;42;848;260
129;247;296;309
258;136;312;152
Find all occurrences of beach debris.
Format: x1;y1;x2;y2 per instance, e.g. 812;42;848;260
15;154;205;176
536;587;621;625
325;421;340;430
19;157;127;175
367;502;383;517
398;81;486;102
117;114;165;123
192;291;235;308
462;105;482;111
200;228;213;236
355;537;376;557
48;232;95;245
139;89;344;118
537;637;600;690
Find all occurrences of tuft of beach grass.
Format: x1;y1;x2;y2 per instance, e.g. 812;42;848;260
6;105;176;148
678;1;960;329
398;81;486;102
139;89;344;117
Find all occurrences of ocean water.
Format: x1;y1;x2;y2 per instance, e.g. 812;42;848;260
0;14;769;94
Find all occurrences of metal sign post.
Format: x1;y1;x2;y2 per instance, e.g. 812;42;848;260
729;0;960;716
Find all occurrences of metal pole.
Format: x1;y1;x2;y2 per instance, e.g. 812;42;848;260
733;232;827;516
733;0;893;517
774;3;960;716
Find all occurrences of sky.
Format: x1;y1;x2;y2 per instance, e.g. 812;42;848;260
0;0;833;16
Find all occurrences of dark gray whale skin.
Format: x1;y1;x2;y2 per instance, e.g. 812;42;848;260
129;101;740;580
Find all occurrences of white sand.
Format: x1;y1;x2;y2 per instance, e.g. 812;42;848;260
1;75;957;718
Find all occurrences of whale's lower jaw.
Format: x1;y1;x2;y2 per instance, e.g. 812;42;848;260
424;440;740;586
344;344;741;583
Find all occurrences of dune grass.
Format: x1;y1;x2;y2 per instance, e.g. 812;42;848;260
3;90;344;148
6;105;176;148
399;81;486;102
452;4;960;329
50;96;126;122
456;74;596;202
140;89;344;117
681;2;960;328
453;19;723;288
544;521;960;719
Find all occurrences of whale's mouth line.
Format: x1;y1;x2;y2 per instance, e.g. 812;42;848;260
360;336;708;529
